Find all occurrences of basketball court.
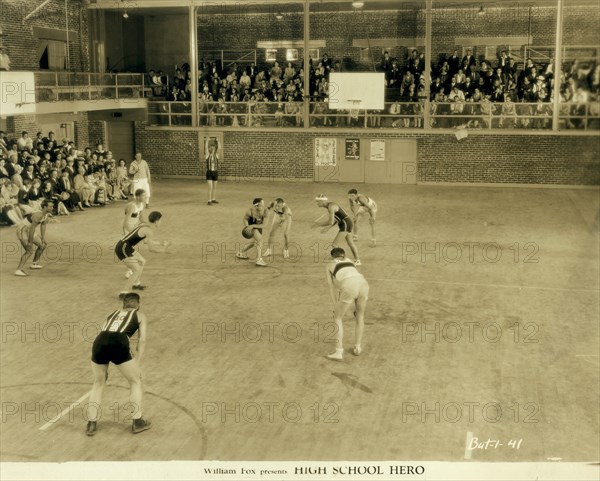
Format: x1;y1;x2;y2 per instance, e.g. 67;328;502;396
1;179;598;464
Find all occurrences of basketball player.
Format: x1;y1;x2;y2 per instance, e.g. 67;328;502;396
314;194;361;265
263;198;292;259
325;247;369;361
122;189;147;235
14;199;54;276
86;292;151;435
115;211;169;291
129;152;151;207
237;198;268;267
205;138;219;205
348;189;378;247
122;189;148;279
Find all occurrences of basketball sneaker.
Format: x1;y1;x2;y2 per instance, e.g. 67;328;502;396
262;248;272;257
326;348;344;361
132;284;146;290
86;421;97;436
236;252;249;259
353;345;362;356
255;258;267;267
14;270;27;276
30;263;43;269
132;418;152;434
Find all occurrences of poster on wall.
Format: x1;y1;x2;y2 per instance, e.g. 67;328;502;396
315;138;337;166
370;139;386;161
345;138;360;160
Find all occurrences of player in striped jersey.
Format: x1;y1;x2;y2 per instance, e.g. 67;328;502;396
86;292;151;435
324;247;369;361
205;139;220;205
348;189;378;247
314;194;361;265
115;211;170;291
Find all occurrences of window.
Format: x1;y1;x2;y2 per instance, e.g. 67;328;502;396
286;49;298;61
39;40;66;70
265;49;277;62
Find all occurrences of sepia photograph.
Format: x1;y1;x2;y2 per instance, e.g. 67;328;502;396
0;1;599;481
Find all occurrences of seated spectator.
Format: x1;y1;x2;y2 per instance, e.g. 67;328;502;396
73;166;96;207
497;94;517;129
58;169;84;211
479;95;497;129
283;62;296;82
17;132;33;152
269;61;282;81
18;179;35;214
0;177;24;225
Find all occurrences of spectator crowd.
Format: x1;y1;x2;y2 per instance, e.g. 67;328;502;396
0;130;132;225
144;48;599;129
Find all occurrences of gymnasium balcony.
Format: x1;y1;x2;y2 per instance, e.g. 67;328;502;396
144;99;600;132
1;71;149;117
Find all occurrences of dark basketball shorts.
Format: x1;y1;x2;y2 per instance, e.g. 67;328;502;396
338;217;354;233
91;331;133;365
115;240;134;261
206;170;218;181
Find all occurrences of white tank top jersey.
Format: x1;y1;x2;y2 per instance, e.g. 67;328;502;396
329;258;363;284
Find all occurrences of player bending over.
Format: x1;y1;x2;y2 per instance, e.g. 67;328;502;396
86;292;151;435
115;211;170;291
314;194;361;265
14;200;53;276
325;247;369;361
348;188;378;247
237;198;268;267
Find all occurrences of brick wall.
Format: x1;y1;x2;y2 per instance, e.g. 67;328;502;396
134;124;200;176
417;134;600;185
198;5;600;70
221;131;313;180
133;127;599;186
1;0;89;71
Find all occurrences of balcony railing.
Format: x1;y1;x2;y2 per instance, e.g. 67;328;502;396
34;72;152;102
145;99;600;131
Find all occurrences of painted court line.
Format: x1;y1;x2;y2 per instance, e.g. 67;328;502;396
464;431;474;460
39;391;91;431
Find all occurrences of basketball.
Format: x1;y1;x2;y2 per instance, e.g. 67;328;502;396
242;226;254;239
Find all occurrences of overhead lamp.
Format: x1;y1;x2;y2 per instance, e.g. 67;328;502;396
275;12;284;20
352;2;364;8
122;11;129;19
477;5;485;15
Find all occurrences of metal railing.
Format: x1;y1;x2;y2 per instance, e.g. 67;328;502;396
145;99;600;131
34;72;152;102
147;101;193;126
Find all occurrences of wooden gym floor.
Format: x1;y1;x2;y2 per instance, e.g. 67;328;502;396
0;179;598;462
